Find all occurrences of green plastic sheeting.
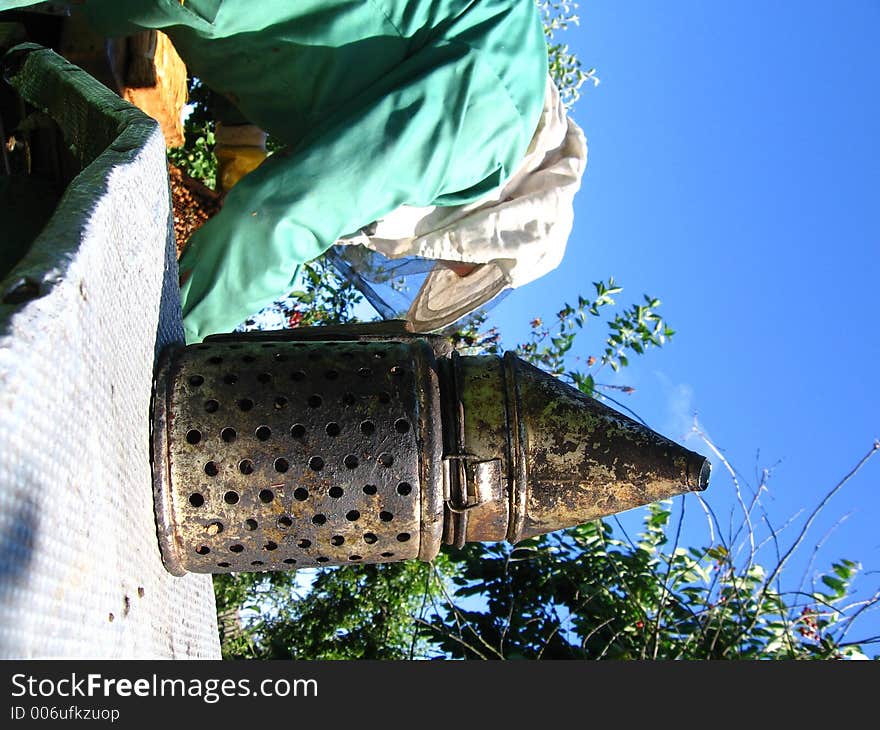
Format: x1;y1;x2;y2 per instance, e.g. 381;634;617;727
1;1;548;342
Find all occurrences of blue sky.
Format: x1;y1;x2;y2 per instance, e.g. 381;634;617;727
486;0;879;648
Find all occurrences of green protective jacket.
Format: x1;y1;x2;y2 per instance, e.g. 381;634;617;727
2;1;548;342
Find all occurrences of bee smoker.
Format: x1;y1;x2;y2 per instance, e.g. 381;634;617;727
151;324;709;575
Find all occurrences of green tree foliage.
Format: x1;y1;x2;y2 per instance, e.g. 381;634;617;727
285;258;362;327
220;555;457;660
425;499;876;660
537;1;600;108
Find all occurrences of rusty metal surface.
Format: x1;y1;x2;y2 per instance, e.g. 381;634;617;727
155;339;429;573
503;352;529;544
437;355;467;548
454;355;510;544
410;339;444;561
205;320;454;358
506;356;709;541
444;352;709;545
152;328;710;576
152;343;186;576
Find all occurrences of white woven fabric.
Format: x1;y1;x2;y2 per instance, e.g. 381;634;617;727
0;49;220;658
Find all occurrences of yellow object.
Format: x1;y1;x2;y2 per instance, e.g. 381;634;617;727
214;123;268;192
215;144;268;193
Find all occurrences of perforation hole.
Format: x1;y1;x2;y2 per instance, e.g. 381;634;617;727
217;562;231;568
307;394;322;408
378;453;394;468
259;489;274;504
257;372;272;384
188;493;204;508
290;424;306;439
274;457;289;473
330;535;344;546
329;486;344;499
360;420;375;436
309;456;324;471
230;544;244;553
264;541;278;551
342;393;356;406
308;351;320;361
261;343;274;349
251;561;264;567
397;482;413;496
298;539;311;549
325;422;340;437
373;351;386;359
394;419;410;434
349;555;362;561
379;511;393;522
239;459;254;475
390;366;405;377
277;516;292;529
221;427;237;443
381;552;394;558
244;519;258;531
363;533;378;544
189;375;204;387
346;510;361;522
378;392;391;404
358;367;371;378
205;400;219;413
243;355;256;363
274;352;288;362
208;356;222;364
294;488;309;501
291;370;306;381
223;373;238;385
396;533;411;542
196;345;211;351
325;369;339;380
204;461;219;477
238;398;254;411
274;396;288;409
283;558;296;565
316;557;329;563
196;545;210;555
363;484;377;495
186;429;202;445
224;491;239;505
206;522;223;535
344;455;359;469
312;514;327;525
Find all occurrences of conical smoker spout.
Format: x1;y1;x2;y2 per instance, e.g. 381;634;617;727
447;352;710;545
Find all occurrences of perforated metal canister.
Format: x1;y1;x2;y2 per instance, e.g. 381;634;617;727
152;336;443;575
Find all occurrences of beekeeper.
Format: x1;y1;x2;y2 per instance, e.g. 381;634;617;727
1;0;586;342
